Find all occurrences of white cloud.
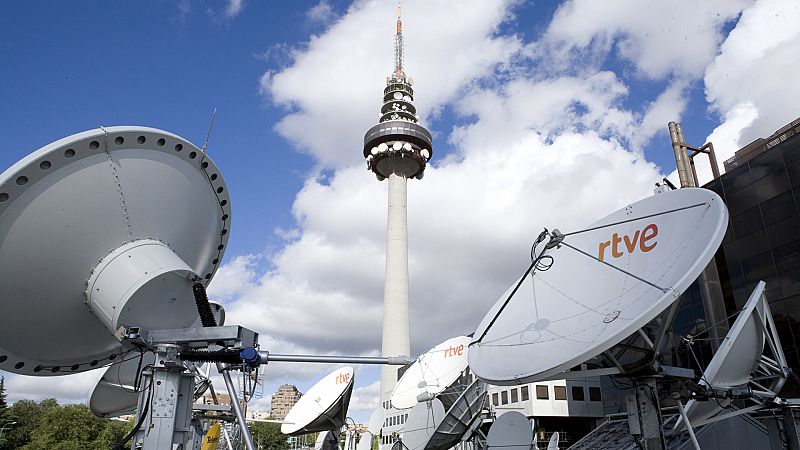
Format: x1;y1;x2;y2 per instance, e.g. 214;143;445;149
544;0;749;79
2;369;101;405
704;0;800;147
264;0;522;168
225;0;245;18
307;1;337;24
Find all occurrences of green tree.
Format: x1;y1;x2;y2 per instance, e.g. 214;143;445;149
0;376;7;413
20;403;127;450
249;422;290;450
0;398;58;450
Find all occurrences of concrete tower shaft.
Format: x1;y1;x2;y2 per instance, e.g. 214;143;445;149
362;3;433;437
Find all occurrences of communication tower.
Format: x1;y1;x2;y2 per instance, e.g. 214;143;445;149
362;2;433;417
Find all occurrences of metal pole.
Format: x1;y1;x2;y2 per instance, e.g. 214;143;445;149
219;363;256;450
677;402;701;450
260;352;410;365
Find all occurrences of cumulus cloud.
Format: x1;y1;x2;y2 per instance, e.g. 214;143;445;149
307;1;337;24
544;0;749;79
704;0;800;147
264;0;522;168
225;0;245;18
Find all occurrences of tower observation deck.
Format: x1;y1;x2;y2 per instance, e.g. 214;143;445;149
363;3;433;442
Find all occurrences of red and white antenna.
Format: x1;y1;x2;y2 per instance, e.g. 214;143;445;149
394;0;404;79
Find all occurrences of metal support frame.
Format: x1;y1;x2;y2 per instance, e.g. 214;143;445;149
133;345;196;449
627;377;666;450
125;325;409;450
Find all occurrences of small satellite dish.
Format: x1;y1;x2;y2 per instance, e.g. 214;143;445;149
392;336;471;409
88;351;157;418
547;431;559;450
486;412;532;450
88;301;226;417
675;281;777;429
367;407;386;435
400;398;445;450
356;433;373;450
425;379;487;450
393;92;403;100
470;188;728;384
0;126;230;376
314;430;339;450
281;367;355;436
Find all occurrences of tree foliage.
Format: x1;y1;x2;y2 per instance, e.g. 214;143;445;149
249;422;290;450
0;398;130;450
0;377;7;412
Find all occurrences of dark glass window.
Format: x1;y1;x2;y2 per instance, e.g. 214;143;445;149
554;386;567;400
572;386;585;401
766;216;800;249
492;393;499;406
501;391;508;405
749;147;785;181
755;170;791;203
589;387;602;401
521;386;530;401
761;191;798;226
736;230;769;261
536;385;549;400
511;388;519;403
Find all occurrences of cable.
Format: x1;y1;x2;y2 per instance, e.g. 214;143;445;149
472;230;554;344
193;283;218;327
111;382;153;450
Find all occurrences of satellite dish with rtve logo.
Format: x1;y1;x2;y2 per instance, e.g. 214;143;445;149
0;126;230;377
469;188;728;385
391;335;471;410
281;366;355;436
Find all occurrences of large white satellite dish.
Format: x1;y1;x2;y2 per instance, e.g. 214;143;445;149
400;398;445;450
391;336;471;409
469;188;728;384
0;126;230;376
675;280;785;429
281;367;355;436
485;412;532;450
425;378;487;450
88;301;226;417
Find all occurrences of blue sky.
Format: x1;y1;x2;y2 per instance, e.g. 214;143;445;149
2;0;799;423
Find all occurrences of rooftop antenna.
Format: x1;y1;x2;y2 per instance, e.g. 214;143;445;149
201;107;217;161
394;0;404;80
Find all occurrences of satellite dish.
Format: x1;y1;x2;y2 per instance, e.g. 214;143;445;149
391;336;471;409
425;379;487;450
356;433;373;450
675;280;775;429
87;351;156;418
400;398;445;450
0;126;230;376
367;407;386;435
88;301;226;417
469;188;728;384
281;367;355;436
547;432;559;450
486;412;532;450
314;430;339;450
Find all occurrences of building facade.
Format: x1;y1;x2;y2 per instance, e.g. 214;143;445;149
701;117;800;395
270;384;302;421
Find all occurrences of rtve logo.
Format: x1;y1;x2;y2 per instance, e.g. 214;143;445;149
597;224;658;262
335;372;351;385
444;344;465;358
